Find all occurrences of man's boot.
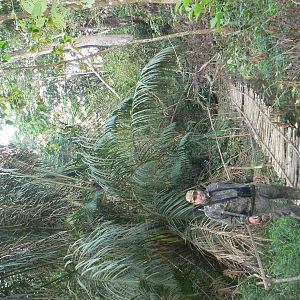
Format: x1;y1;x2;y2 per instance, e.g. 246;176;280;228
287;205;300;220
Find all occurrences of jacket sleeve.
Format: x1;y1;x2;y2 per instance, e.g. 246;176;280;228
204;205;249;226
216;176;254;186
231;175;254;184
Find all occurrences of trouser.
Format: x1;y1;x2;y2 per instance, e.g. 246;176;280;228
253;184;300;219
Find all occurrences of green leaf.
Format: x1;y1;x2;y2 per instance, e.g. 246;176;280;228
28;24;40;33
50;2;67;29
20;0;34;14
215;11;223;32
51;143;60;151
60;34;72;43
193;2;203;20
0;40;8;49
210;16;218;28
20;0;47;16
64;35;72;42
32;2;43;18
3;54;11;62
175;2;183;12
182;0;192;8
35;16;46;28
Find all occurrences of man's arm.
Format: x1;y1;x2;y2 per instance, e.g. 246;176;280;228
204;207;262;225
204;206;248;226
225;175;261;184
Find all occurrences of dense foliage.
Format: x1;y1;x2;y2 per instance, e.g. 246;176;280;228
0;45;224;297
0;0;299;298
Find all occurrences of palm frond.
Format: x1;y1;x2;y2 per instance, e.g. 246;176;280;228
153;190;197;221
66;221;181;299
187;218;266;273
132;47;177;137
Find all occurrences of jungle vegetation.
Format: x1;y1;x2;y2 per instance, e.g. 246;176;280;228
0;0;299;299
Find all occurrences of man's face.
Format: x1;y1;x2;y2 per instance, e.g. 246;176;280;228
191;190;206;205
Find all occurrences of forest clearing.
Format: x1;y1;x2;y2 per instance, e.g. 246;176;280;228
0;1;300;299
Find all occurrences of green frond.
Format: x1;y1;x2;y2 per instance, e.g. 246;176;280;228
67;221;181;299
132;47;177;137
158;122;178;150
104;97;133;134
154;190;195;221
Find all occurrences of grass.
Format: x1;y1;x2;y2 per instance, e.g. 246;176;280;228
239;217;300;299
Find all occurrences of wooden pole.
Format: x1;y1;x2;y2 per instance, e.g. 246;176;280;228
246;224;270;290
257;275;300;286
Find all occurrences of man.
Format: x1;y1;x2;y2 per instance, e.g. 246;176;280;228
185;176;300;225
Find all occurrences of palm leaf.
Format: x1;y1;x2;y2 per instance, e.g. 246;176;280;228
132;47;177;137
66;221;181;299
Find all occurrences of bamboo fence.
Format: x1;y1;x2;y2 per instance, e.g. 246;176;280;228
229;83;300;188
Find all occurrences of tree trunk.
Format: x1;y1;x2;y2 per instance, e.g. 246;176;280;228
6;33;133;63
0;0;177;23
0;28;218;75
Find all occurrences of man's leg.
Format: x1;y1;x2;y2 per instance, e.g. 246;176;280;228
266;205;300;220
256;184;300;200
253;195;275;216
282;205;300;220
254;194;300;220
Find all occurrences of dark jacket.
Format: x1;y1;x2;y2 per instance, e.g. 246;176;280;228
201;176;254;225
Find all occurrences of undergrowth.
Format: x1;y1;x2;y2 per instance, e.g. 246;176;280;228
239;217;300;299
215;0;300;125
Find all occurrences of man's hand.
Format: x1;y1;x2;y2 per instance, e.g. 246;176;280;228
252;176;262;182
248;216;262;224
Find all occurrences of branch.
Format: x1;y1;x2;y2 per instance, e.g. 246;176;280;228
246;224;269;290
206;106;231;179
0;28;218;75
257;275;300;285
6;34;133;64
68;44;121;99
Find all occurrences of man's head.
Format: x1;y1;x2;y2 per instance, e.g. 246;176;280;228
185;189;207;205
